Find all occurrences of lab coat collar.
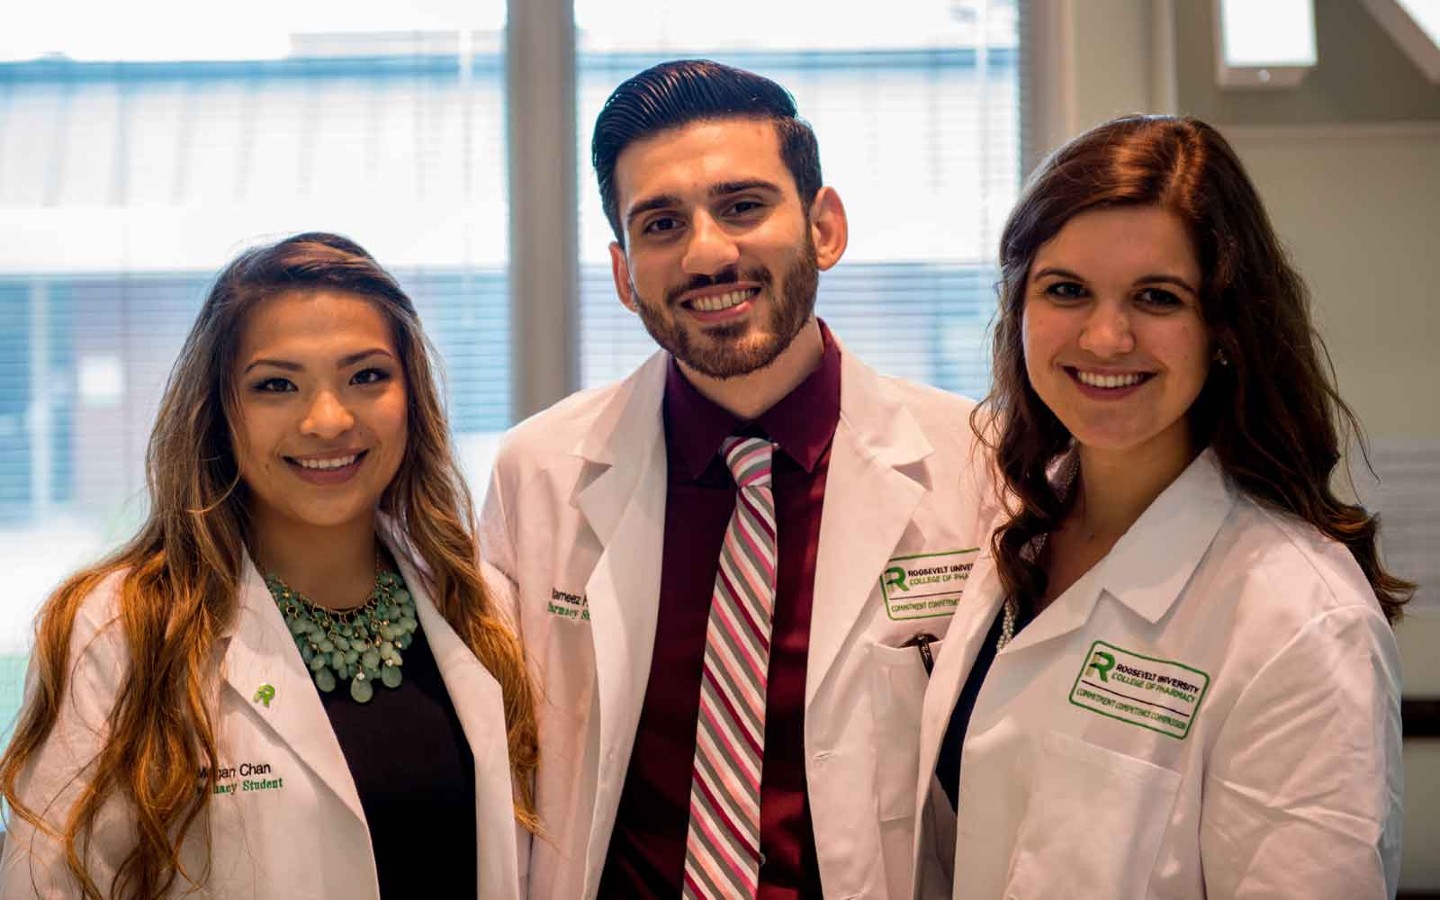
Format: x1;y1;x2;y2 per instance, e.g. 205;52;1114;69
1100;448;1235;622
572;352;668;548
574;351;668;468
1003;448;1236;653
220;526;513;840
835;341;934;469
222;551;370;826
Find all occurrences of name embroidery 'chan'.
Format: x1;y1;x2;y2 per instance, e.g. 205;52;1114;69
203;762;285;795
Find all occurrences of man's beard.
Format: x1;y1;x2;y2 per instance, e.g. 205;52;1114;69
631;233;820;380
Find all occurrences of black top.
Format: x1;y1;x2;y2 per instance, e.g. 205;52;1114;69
319;623;477;898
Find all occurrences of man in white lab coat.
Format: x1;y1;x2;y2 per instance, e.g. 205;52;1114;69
481;59;990;899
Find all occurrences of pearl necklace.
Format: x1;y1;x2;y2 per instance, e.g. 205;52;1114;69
265;569;418;703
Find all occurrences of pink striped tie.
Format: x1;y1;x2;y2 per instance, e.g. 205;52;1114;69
682;436;777;900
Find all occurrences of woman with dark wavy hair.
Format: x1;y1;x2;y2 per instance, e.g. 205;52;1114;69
915;117;1409;898
0;233;537;899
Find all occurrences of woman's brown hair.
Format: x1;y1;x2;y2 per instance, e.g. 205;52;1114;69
0;233;539;898
975;115;1412;623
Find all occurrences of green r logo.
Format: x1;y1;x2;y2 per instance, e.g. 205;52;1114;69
1087;651;1116;682
882;566;909;592
253;684;276;708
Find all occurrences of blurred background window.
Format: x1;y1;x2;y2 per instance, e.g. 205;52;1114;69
0;0;512;736
0;0;1022;745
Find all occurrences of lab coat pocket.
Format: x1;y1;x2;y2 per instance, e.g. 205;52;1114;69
1004;731;1179;900
869;639;942;823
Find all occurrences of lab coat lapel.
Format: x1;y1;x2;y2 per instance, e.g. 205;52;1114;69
996;568;1106;654
221;557;367;826
911;553;1005;893
915;554;1005;805
397;552;521;900
574;353;668;548
807;353;931;706
573;352;669;875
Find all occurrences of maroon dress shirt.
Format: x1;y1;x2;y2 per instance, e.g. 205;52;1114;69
597;325;842;900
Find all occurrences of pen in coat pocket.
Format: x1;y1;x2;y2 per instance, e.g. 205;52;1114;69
902;633;938;677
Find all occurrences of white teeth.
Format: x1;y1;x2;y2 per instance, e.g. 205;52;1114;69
296;455;358;470
690;289;754;312
1075;370;1146;389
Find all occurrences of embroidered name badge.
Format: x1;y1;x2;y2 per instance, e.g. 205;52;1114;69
202;762;285;795
1069;641;1211;740
547;587;590;621
879;548;979;621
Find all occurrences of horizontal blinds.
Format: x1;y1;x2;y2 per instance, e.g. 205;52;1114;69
0;56;511;271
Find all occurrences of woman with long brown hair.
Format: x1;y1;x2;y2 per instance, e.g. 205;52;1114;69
0;233;537;898
915;116;1409;898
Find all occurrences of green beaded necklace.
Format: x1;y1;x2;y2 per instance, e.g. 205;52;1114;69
265;568;419;703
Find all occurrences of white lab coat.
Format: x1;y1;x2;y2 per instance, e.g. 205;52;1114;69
481;347;991;899
0;530;526;899
912;449;1403;900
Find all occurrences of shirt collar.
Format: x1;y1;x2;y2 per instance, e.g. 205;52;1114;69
663;320;843;480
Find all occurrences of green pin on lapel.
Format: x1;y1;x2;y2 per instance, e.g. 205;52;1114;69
253;684;276;708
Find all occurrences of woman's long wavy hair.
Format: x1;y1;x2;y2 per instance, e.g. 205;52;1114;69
0;233;539;898
975;115;1412;623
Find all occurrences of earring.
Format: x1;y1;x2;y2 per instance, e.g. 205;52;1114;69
1214;347;1229;367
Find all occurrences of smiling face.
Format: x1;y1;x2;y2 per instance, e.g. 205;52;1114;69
231;290;408;544
1022;205;1210;468
608;117;845;380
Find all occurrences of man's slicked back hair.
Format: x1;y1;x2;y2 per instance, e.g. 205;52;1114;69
592;58;822;244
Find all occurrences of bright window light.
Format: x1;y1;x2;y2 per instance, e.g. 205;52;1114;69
1361;0;1440;82
1215;0;1317;88
0;0;505;62
1398;0;1440;40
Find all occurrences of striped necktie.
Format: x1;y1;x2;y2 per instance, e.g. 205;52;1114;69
682;436;777;899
